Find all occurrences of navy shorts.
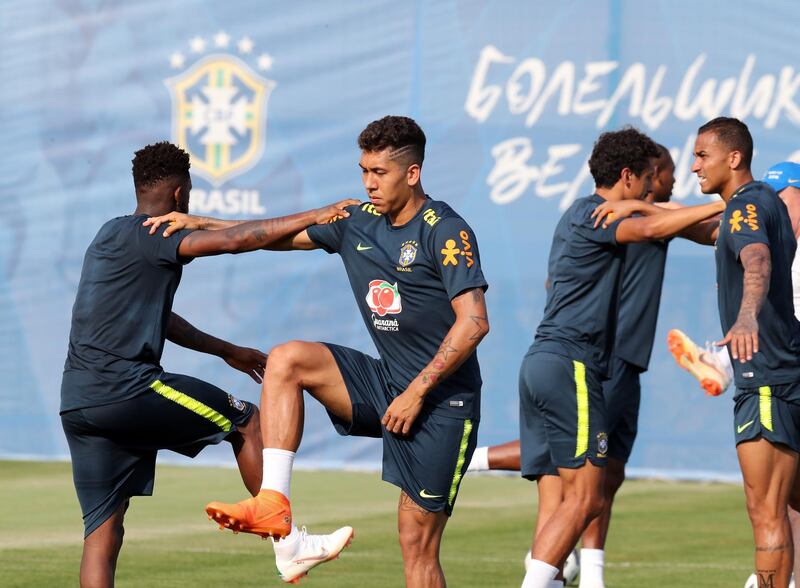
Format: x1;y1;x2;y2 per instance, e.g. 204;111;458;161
733;383;800;452
519;351;608;479
61;372;254;537
603;356;642;463
323;343;477;515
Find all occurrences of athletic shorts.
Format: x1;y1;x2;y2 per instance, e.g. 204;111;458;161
733;383;800;452
323;343;477;515
61;372;254;537
519;351;608;479
603;356;642;463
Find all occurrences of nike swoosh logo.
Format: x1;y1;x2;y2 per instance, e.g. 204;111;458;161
789;179;800;184
356;243;372;251
737;420;755;434
419;489;443;499
293;547;329;564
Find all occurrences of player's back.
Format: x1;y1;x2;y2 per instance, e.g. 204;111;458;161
531;194;626;376
61;214;191;412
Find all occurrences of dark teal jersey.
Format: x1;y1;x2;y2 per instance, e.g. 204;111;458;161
614;239;669;371
715;181;800;388
61;215;193;412
531;194;626;377
306;197;488;419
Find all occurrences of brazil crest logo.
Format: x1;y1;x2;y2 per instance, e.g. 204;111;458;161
165;33;276;187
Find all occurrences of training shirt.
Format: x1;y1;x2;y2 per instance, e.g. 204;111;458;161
614;239;670;371
60;215;193;412
531;194;626;377
307;197;488;420
715;181;800;388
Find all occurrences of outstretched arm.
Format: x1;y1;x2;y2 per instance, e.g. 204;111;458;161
613;200;725;243
381;288;490;435
166;313;267;383
143;199;358;257
716;243;770;363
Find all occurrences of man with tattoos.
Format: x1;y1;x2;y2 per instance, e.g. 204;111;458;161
690;119;800;588
60;142;355;588
146;116;489;587
519;128;726;588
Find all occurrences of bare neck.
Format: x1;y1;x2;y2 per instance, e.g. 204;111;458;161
388;187;427;226
720;172;755;202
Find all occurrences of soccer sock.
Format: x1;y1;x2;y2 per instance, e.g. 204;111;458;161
261;448;295;498
272;524;301;555
715;346;733;380
522;559;559;588
467;446;490;472
548;582;564;588
578;549;605;588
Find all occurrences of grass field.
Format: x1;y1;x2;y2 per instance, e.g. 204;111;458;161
0;460;756;587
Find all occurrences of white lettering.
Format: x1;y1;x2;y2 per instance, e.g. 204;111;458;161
189;190;267;216
765;66;800;129
597;63;646;128
573;61;617;116
464;45;514;123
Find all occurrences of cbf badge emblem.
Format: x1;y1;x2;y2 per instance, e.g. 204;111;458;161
399;241;418;267
165;36;276;187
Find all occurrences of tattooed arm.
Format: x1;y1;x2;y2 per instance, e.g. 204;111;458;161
716;243;770;363
166;313;267;383
381;288;490;435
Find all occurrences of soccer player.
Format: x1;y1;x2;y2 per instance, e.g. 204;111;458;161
519;128;726;588
145;116;489;587
688;117;800;588
60;141;355;588
471;145;707;588
667;159;800;588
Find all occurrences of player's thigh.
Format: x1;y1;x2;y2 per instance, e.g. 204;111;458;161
268;340;352;420
397;490;449;550
738;436;798;509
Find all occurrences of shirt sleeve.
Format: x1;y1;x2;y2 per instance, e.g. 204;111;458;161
431;215;489;300
570;201;623;246
725;196;770;258
306;206;356;254
137;225;194;267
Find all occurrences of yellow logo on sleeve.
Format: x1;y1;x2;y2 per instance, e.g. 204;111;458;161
440;231;475;267
729;204;759;233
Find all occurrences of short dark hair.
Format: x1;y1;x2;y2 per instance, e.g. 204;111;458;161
132;141;190;190
357;116;426;166
697;117;753;168
655;143;671;161
588;127;660;188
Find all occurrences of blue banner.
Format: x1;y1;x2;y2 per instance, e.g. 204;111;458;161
3;0;799;477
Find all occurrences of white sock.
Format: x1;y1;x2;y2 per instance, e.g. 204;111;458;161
467;446;490;472
579;549;605;588
272;524;301;556
522;559;559;588
548;581;564;588
715;346;734;380
261;448;295;498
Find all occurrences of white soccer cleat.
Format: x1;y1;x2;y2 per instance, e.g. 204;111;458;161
275;525;354;584
667;329;732;396
523;549;579;585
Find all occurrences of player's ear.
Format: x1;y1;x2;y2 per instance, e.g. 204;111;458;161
729;149;742;170
620;167;633;188
406;163;421;187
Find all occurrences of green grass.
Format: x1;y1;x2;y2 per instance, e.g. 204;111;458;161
0;461;754;587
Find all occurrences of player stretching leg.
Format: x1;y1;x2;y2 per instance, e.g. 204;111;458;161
519;128;725;588
147;116;490;587
61;142;356;588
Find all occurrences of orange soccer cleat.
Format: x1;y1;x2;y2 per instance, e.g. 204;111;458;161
206;489;292;539
667;329;731;397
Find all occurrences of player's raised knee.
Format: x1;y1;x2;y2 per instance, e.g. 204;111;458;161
265;341;314;379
